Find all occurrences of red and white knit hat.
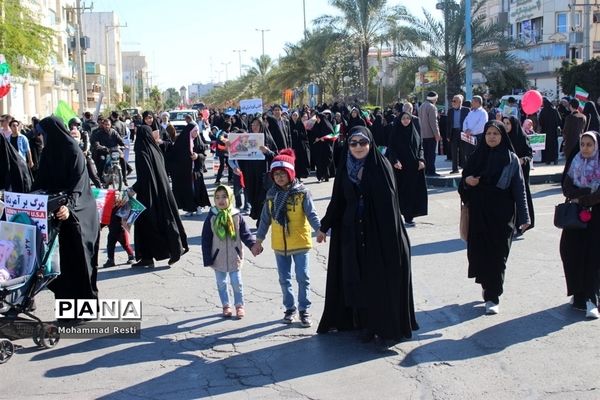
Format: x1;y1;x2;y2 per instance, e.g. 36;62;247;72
270;148;296;181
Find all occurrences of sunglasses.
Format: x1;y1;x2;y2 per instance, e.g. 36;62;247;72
348;139;369;147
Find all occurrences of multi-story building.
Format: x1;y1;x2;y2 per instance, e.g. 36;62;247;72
188;83;217;102
491;0;600;99
81;11;124;109
0;0;79;121
122;51;149;107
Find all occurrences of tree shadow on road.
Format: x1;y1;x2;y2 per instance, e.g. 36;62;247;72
411;239;466;256
400;304;581;367
31;316;395;399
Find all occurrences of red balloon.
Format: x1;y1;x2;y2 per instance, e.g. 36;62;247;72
521;90;543;115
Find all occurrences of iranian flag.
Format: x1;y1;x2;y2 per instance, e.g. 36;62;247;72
575;85;589;110
0;54;11;99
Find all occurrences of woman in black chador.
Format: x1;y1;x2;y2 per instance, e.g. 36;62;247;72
504;116;535;232
316;126;418;343
559;131;600;319
169;121;210;214
458;120;530;316
128;120;189;268
311;112;335;182
289;111;310;180
34;116;99;301
387;112;428;226
0;132;32;192
538;97;561;164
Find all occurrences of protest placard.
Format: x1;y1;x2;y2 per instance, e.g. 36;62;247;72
228;133;265;160
528;133;546;151
3;192;49;242
460;132;477;146
239;98;263;115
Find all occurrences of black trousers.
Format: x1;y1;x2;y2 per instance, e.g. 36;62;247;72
450;128;462;172
423;138;437;175
481;270;505;304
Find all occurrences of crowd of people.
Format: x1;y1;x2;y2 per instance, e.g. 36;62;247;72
1;89;599;346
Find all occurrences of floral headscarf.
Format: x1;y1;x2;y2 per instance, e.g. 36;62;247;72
568;132;600;191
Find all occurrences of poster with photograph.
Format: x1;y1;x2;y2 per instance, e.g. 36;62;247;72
227;133;265;160
0;221;37;280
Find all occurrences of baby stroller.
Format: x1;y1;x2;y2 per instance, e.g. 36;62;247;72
0;195;65;364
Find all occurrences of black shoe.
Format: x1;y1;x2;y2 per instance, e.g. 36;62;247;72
359;329;375;343
404;220;415;227
103;259;115;268
131;259;154;268
126;165;133;176
283;309;296;324
215;180;221;185
299;311;312;328
168;257;180;266
127;255;135;264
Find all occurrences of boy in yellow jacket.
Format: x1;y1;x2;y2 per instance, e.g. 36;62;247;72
253;149;321;327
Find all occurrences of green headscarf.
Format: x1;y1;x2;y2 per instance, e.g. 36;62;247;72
213;185;236;240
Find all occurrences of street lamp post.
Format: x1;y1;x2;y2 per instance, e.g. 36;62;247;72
221;62;231;82
233;49;246;77
465;0;473;100
255;28;270;56
105;22;127;111
418;65;429;103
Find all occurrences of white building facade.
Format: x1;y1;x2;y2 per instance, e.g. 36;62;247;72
81;11;124;108
122;51;148;107
0;0;79;122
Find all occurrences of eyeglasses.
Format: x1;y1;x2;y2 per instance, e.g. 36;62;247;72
348;139;369;147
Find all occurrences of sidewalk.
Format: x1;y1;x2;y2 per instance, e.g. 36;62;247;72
427;155;564;187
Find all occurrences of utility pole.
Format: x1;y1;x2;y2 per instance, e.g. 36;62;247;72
221;62;231;82
303;0;307;39
66;0;93;113
105;21;127;111
465;0;473;100
255;28;270;56
233;49;246;77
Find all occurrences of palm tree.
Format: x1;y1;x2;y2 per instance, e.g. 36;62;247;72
405;0;525;101
315;0;411;101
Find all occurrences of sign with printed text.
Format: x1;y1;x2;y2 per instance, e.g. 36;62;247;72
239;98;263;115
460;132;477;146
227;133;265;160
3;192;49;242
528;133;546;151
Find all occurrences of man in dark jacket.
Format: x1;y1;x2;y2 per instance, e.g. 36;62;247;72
446;94;470;173
90;118;128;186
110;111;127;138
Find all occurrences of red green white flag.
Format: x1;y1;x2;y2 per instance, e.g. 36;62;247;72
0;54;11;99
575;85;589;110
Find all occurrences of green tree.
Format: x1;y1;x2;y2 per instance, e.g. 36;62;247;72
0;0;54;77
558;59;600;100
315;0;410;101
405;0;523;102
163;87;181;110
143;86;162;113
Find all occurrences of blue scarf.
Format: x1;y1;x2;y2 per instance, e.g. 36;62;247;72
347;152;366;184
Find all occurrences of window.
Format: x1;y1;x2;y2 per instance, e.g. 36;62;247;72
556;13;567;33
517;17;543;44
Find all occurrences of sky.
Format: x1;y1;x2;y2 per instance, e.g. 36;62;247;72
90;0;438;90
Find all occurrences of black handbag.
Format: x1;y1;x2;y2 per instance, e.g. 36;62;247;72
553;202;588;229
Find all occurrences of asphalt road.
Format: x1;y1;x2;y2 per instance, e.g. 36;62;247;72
2;171;599;400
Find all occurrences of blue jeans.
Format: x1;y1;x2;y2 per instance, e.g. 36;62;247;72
275;252;311;312
214;270;244;307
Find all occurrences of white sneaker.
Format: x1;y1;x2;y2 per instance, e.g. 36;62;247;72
485;301;499;315
585;301;599;319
